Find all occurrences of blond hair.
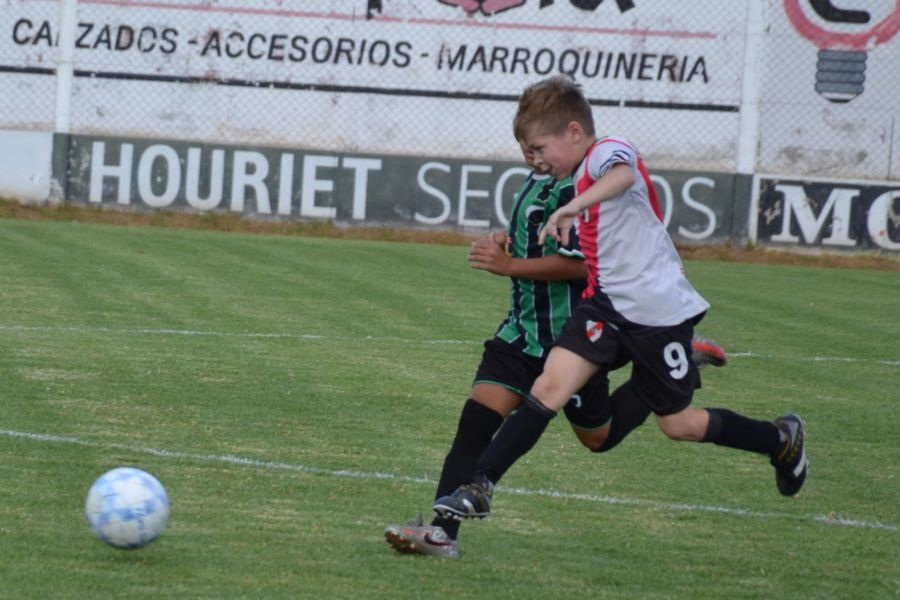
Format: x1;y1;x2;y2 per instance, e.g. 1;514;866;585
513;75;595;142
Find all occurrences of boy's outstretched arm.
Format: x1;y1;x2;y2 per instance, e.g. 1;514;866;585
468;232;587;280
540;163;635;245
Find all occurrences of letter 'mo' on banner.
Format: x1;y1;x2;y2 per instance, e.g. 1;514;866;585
753;177;900;251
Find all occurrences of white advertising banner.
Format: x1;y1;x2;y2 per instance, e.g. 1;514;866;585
10;1;746;99
4;0;749;170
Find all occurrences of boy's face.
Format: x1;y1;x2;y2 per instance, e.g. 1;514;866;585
518;141;548;174
525;122;588;179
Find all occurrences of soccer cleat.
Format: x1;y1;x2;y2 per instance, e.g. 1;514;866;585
691;336;728;368
384;514;459;558
771;414;809;497
432;475;494;520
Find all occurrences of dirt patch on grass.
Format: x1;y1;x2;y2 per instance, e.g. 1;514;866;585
675;243;899;272
3;199;898;272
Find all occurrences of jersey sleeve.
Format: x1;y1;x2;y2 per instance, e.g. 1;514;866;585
586;139;636;181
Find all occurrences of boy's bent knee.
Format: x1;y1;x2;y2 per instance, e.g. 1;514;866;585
572;426;610;452
531;376;571;411
580;437;604;452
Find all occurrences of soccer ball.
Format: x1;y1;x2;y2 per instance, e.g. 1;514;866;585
85;467;170;549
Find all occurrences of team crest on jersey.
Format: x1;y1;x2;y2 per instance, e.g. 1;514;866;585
585;319;604;342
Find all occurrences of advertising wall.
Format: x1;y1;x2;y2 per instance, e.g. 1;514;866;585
1;0;898;252
759;0;899;181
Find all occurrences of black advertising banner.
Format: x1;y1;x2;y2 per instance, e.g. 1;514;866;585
59;134;739;245
754;176;900;252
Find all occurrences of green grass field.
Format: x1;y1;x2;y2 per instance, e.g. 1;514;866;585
0;218;897;598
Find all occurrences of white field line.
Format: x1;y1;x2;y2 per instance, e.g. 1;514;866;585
0;324;472;345
728;351;900;366
1;428;896;534
2;324;899;364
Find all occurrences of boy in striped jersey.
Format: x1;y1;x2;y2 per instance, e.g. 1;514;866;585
385;140;726;558
432;76;807;527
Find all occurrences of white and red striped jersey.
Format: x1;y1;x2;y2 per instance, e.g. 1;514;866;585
573;136;709;326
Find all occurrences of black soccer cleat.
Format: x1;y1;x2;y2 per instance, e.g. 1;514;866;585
433;475;494;521
770;414;808;496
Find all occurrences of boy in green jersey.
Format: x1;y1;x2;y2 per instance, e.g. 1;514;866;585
385;145;726;558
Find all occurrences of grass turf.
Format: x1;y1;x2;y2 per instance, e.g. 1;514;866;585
0;218;897;598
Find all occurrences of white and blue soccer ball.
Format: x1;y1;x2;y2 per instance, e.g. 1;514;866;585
85;467;170;549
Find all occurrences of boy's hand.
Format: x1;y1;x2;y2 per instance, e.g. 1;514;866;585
469;233;511;276
539;202;579;246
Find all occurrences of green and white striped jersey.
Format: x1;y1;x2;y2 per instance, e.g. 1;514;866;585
494;173;585;358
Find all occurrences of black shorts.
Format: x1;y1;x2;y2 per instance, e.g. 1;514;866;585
555;302;702;416
473;337;612;430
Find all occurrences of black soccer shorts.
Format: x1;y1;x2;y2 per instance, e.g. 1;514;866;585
554;302;702;416
472;337;612;429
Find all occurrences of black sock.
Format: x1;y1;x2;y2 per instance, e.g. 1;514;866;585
595;381;652;452
431;399;504;539
702;408;781;455
473;394;556;485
